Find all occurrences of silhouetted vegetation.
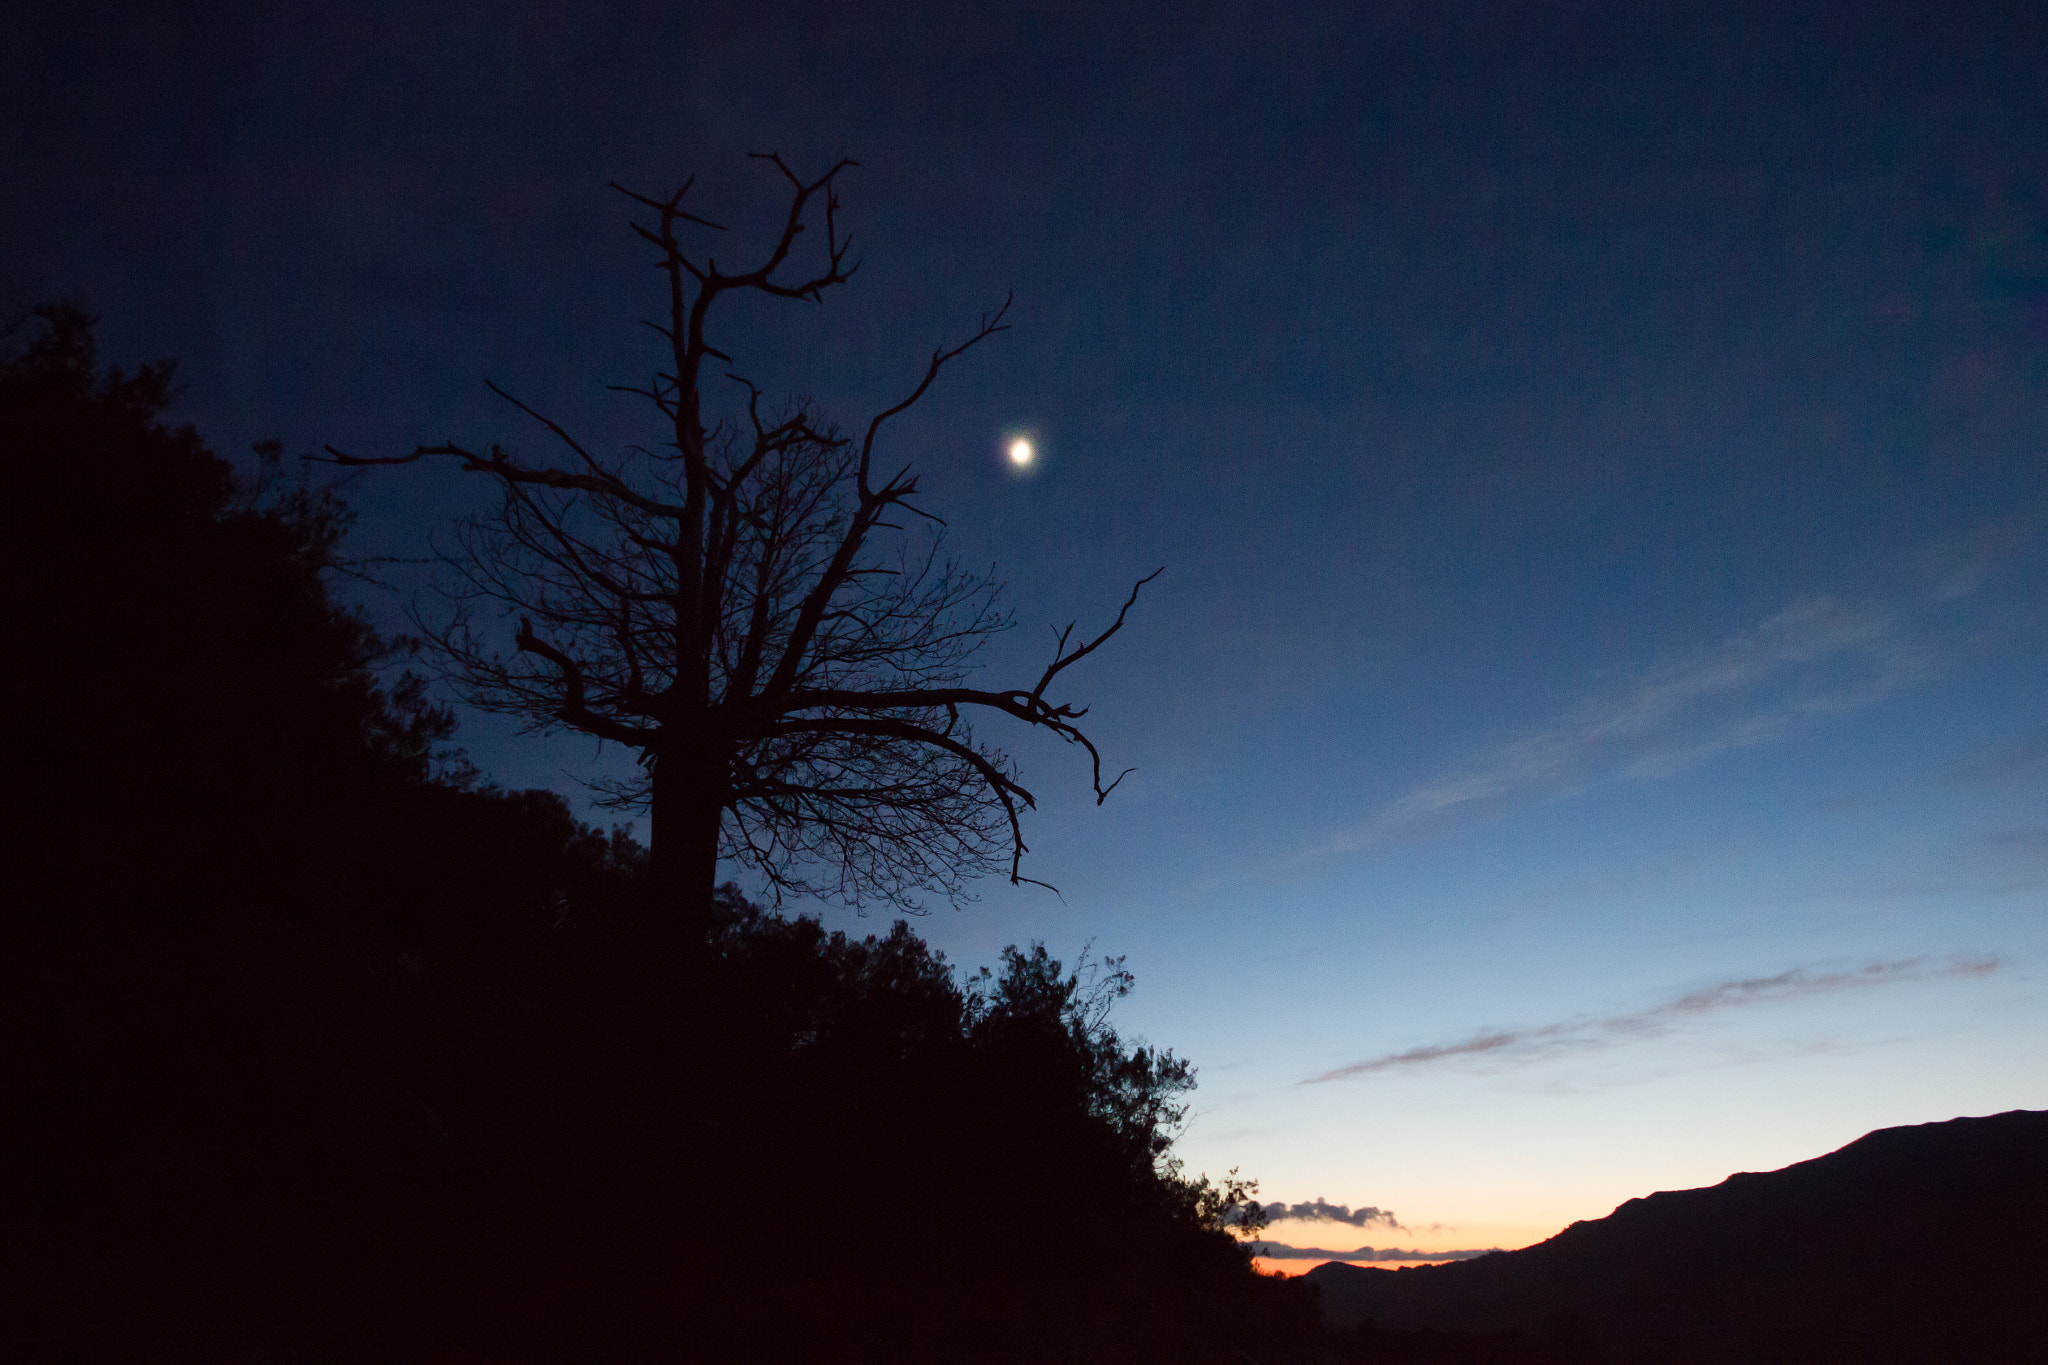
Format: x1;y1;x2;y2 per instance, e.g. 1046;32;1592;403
1334;1317;1603;1365
1;303;1315;1360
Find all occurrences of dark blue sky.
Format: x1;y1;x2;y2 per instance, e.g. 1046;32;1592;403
10;0;2045;1258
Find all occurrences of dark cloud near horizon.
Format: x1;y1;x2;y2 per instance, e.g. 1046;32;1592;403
1250;1242;1497;1262
1257;1198;1402;1229
1306;955;2002;1084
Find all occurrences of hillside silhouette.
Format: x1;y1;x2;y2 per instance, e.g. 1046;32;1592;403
1311;1108;2048;1364
0;305;1318;1361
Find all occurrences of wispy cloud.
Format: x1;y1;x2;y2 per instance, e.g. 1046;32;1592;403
1949;729;2048;788
1339;584;1963;850
1981;827;2048;856
1305;954;2001;1084
1248;1242;1497;1262
1810;826;2048;903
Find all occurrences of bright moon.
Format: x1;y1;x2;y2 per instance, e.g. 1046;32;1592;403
1007;438;1034;467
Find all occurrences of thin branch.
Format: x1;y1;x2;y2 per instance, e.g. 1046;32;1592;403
515;616;655;746
767;714;1041;885
1031;567;1163;701
855;293;1011;499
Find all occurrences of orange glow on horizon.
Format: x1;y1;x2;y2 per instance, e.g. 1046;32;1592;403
1253;1255;1471;1278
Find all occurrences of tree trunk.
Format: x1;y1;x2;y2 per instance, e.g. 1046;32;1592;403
649;751;725;942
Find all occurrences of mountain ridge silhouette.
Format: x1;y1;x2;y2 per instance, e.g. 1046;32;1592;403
1307;1108;2048;1363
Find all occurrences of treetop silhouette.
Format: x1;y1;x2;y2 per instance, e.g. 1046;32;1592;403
323;154;1158;922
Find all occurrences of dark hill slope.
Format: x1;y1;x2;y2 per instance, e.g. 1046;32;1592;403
1309;1109;2048;1364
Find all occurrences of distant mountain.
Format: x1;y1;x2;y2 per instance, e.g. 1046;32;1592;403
1307;1109;2048;1364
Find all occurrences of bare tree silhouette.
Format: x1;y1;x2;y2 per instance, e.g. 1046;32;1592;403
324;155;1156;927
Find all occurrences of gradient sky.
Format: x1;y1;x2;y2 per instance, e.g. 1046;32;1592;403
10;0;2045;1264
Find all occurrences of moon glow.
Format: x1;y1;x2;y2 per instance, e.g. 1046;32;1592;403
1007;438;1034;467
